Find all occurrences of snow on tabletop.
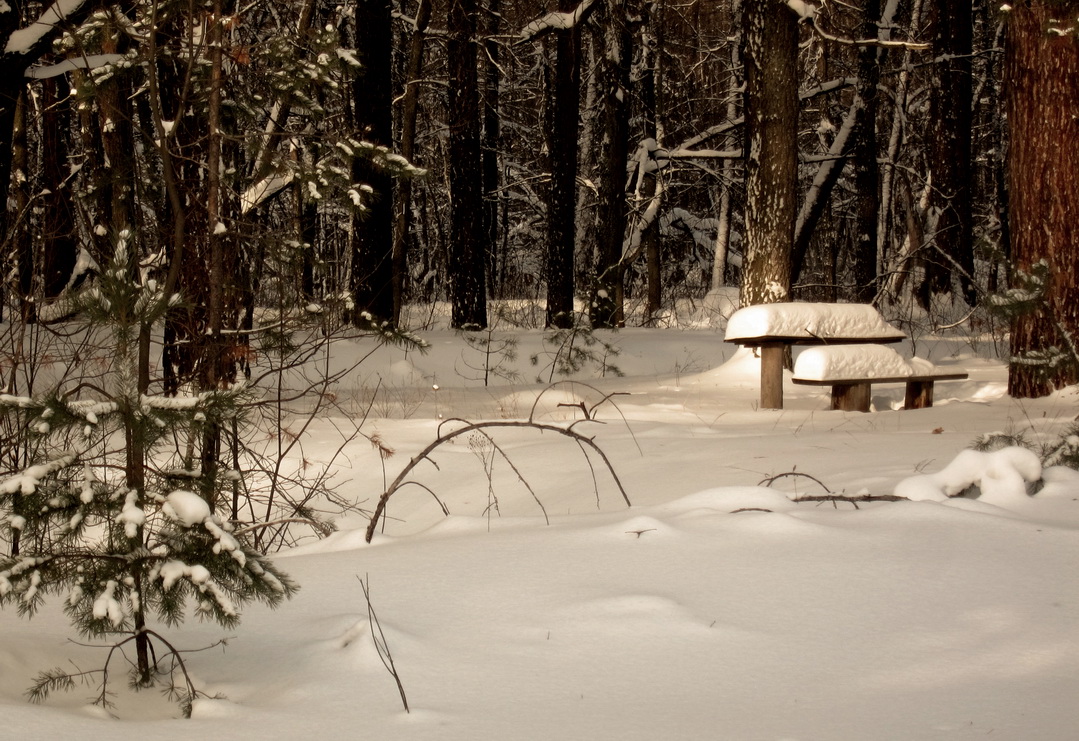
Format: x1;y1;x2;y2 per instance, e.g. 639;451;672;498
724;302;905;341
793;344;915;381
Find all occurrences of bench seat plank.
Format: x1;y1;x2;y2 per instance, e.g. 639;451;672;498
792;373;968;412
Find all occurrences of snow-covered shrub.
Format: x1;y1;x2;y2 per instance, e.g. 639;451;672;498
974;424;1079;473
894;447;1043;506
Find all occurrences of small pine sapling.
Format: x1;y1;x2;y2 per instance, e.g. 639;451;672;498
456;323;520;386
530;313;623;383
0;244;296;714
987;260;1079;380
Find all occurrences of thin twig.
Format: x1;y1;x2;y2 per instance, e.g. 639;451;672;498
358;575;409;713
366;417;630;542
758;470;833;494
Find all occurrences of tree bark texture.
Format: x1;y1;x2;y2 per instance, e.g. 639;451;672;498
1005;0;1079;397
740;0;797;307
39;78;78;299
393;0;432;322
848;0;882;304
923;0;975;306
588;0;633;328
448;0;489;328
482;0;502;299
351;0;396;325
544;0;582;329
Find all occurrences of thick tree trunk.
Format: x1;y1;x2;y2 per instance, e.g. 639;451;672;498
39;78;78;299
351;0;396;325
588;0;633;328
740;0;797;307
544;0;582;329
448;0;488;328
922;0;975;307
482;0;502;299
393;0;431;322
1005;0;1079;397
848;0;882;304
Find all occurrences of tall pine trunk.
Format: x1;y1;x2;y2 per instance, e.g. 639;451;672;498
351;0;396;325
849;0;882;304
544;0;582;329
922;0;975;307
740;0;797;307
1005;0;1079;397
588;0;633;328
448;0;488;328
393;0;432;322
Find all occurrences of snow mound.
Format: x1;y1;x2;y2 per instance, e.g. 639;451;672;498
725;302;905;341
894;447;1043;507
658;486;798;515
1038;466;1079;498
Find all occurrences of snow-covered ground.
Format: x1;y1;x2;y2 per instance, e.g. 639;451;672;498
2;321;1078;740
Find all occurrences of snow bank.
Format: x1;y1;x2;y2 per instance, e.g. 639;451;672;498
725;302;905;341
1039;465;1079;498
894;447;1043;507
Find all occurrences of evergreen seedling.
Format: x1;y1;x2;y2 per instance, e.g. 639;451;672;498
0;244;296;713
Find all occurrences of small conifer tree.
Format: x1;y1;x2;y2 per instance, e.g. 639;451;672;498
987;259;1079;385
0;240;296;713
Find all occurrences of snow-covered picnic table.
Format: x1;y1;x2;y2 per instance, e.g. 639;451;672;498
724;302;907;410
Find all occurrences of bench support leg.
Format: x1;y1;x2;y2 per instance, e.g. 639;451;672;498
905;380;935;409
759;343;785;410
831;383;871;412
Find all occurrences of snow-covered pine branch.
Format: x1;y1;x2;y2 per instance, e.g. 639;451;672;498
809;10;930;50
0;453;77;496
4;0;92;56
519;0;598;42
25;52;123;79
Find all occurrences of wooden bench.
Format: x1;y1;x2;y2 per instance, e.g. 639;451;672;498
724;303;906;410
791;372;969;412
790;344;968;412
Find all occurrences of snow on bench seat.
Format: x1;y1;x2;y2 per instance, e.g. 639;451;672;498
791;344;967;412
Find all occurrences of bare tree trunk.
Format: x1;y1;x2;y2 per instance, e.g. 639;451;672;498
39;78;78;300
848;0;882;303
448;0;488;328
710;14;740;294
921;0;975;307
544;0;582;329
351;0;396;325
482;0;502;300
588;0;634;328
1005;0;1079;397
740;0;797;307
393;0;432;322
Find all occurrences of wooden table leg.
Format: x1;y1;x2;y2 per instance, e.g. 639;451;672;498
832;382;871;412
905;380;934;409
759;343;785;410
